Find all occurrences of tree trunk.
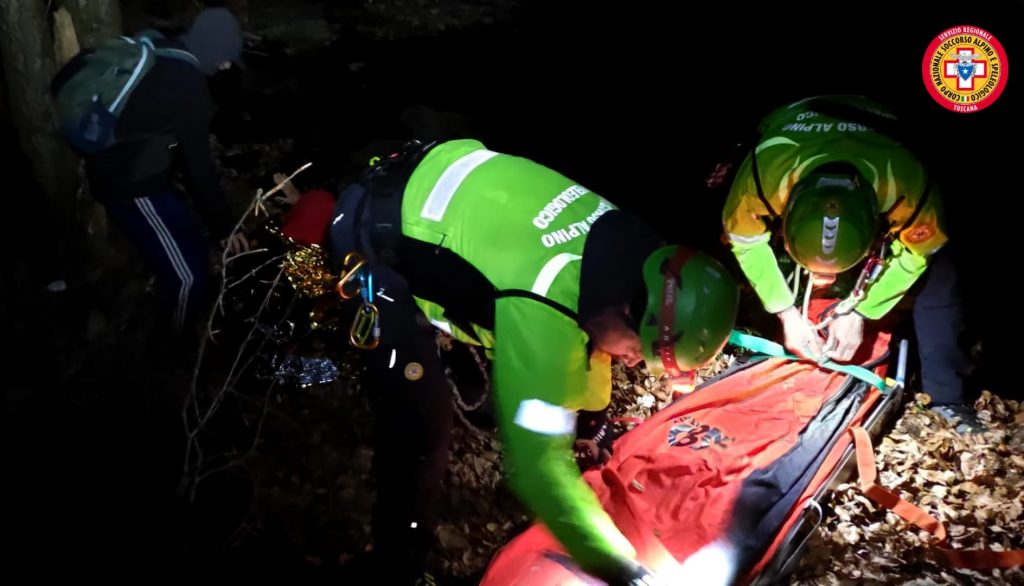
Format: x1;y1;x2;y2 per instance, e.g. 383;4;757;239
53;8;81;66
0;0;82;278
53;3;129;275
60;0;122;49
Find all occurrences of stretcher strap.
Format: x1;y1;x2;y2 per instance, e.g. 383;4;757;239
728;330;886;390
850;426;1024;569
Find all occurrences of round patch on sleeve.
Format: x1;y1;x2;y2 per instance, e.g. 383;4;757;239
404;362;424;381
905;224;936;244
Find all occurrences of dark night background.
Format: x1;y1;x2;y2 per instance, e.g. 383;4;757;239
2;0;1021;581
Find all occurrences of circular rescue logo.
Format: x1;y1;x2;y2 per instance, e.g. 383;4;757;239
403;362;424;381
923;25;1008;113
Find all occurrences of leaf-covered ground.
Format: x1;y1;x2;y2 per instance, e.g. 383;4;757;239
795;392;1024;585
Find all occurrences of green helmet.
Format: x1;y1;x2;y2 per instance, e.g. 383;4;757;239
639;246;739;378
782;166;879;274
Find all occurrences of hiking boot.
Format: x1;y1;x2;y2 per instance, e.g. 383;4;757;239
930;403;987;435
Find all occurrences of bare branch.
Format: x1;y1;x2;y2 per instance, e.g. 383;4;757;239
197;379;276;483
179;163;311;497
258;161;313;203
226;254;286;290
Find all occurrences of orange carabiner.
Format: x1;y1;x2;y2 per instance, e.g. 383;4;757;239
336;251;366;300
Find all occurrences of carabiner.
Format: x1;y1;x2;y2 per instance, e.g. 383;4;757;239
337;251;366;300
349;302;381;350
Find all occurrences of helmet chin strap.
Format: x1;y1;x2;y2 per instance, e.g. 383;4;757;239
802;271;826;321
656;247;695;378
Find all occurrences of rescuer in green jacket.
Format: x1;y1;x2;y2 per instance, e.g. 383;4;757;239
720;95;982;434
329;138;740;584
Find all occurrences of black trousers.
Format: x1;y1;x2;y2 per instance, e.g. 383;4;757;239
362;265;453;579
357;262;608;578
913;245;971;405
